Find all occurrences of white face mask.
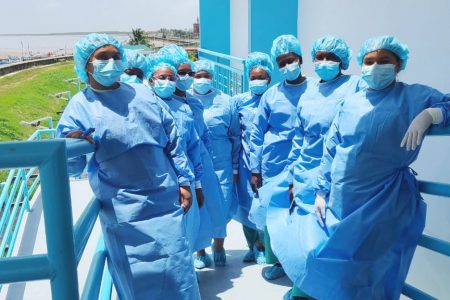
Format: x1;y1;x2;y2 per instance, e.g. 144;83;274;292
279;60;301;81
193;78;213;95
361;64;396;90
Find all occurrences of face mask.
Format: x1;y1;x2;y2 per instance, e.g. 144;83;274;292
314;61;340;81
361;64;396;90
120;73;143;84
280;61;301;81
90;59;124;87
193;78;213;95
176;74;194;91
249;79;269;95
152;79;176;98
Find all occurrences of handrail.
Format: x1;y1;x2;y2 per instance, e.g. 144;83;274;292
74;197;101;264
81;236;108;300
198;48;244;63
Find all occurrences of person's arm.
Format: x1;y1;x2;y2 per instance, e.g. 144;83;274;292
187;124;203;187
285;105;305;178
249;92;271;174
56;98;92;177
228;97;241;180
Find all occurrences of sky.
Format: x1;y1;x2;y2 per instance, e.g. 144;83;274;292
0;0;199;34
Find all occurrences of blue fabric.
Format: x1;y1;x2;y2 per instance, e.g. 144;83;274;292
249;78;316;182
357;35;409;70
160;97;204;253
176;93;227;240
271;34;302;61
267;82;450;300
191;88;241;223
193;59;215;75
124;49;146;70
74;33;126;84
232;92;261;228
158;44;192;68
57;83;199;300
244;52;273;79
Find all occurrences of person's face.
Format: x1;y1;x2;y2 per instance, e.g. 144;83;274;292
150;67;177;85
363;50;401;73
249;68;271;84
85;45;120;76
124;68;144;80
194;70;212;79
177;63;195;77
315;51;341;66
276;52;302;69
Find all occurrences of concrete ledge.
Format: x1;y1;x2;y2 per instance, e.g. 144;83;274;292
0;56;73;77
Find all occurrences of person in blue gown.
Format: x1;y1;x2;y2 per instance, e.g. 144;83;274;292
248;34;316;280
159;45;228;269
145;52;205;257
57;33;201;300
264;35;366;300
190;59;241;267
268;35;450;300
120;49;147;84
231;52;274;265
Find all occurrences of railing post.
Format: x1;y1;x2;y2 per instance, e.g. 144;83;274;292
40;140;79;300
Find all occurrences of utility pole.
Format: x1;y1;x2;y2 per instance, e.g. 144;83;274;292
21;40;24;61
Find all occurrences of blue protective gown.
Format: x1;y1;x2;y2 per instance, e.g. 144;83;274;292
249;78;317;182
57;83;200;300
249;78;316;228
190;88;241;224
161;96;203;254
231;91;261;228
178;93;227;240
267;81;450;300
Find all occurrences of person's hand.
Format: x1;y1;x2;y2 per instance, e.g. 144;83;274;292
179;186;192;214
251;173;262;195
195;188;205;208
314;193;327;227
233;173;239;184
289;184;294;202
401;110;433;151
65;129;95;144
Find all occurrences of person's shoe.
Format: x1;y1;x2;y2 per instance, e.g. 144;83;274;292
243;249;255;263
212;245;226;266
253;245;266;265
283;288;309;300
193;253;212;269
264;264;286;280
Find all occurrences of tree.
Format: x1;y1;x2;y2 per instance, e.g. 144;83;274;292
129;28;149;46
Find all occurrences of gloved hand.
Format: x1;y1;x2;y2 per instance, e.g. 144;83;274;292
401;109;433;151
179;186;192;214
195;188;205;208
314;192;327;227
251;173;262;195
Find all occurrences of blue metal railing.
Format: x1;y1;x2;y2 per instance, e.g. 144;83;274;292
198;48;247;96
401;126;450;300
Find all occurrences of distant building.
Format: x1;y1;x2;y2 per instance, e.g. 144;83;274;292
193;17;200;37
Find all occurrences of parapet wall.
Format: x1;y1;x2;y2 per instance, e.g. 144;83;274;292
0;56;73;77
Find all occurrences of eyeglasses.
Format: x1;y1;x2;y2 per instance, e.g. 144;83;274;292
177;70;195;77
153;74;178;82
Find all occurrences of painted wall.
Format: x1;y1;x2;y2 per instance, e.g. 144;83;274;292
297;1;450;298
230;0;248;70
199;0;230;57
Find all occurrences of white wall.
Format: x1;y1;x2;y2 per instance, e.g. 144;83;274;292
230;0;249;70
298;1;450;298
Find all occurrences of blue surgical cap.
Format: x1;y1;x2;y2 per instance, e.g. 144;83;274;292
74;33;126;83
244;52;273;78
193;60;215;76
311;35;352;70
124;50;146;70
357;35;409;70
158;44;193;69
145;53;177;79
270;34;302;62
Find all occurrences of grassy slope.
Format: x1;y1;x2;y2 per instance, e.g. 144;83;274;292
0;61;79;141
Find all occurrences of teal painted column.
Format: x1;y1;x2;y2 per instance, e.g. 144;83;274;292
199;0;230;59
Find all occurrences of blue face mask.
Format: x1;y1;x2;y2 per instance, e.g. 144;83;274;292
193;78;213;95
90;59;124;87
314;61;340;81
249;79;269;95
361;64;396;90
280;61;301;81
120;73;143;84
176;74;194;91
152;79;176;99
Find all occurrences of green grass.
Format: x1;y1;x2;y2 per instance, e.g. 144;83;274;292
0;61;79;141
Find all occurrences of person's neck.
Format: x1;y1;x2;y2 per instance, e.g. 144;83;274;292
286;75;306;85
90;81;120;91
174;88;186;97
